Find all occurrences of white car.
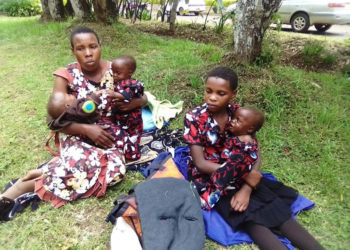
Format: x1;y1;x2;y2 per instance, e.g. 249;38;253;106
278;0;350;32
166;0;206;15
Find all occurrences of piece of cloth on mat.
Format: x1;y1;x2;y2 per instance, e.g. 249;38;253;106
172;146;315;249
144;91;183;129
142;108;168;131
126;126;184;174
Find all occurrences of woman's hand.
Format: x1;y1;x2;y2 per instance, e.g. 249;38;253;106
230;184;253;212
84;124;115;149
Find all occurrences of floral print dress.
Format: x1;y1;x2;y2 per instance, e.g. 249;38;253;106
113;78;144;160
35;62;126;208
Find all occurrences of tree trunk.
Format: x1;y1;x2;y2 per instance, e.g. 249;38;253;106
70;0;92;20
233;0;281;64
47;0;66;21
169;0;179;33
93;0;117;23
39;0;52;22
65;0;75;18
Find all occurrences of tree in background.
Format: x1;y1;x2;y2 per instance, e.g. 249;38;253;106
92;0;117;23
70;0;92;21
40;0;52;21
169;0;179;33
233;0;281;64
37;0;117;22
47;0;66;20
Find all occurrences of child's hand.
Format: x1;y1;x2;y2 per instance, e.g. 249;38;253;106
230;185;252;212
94;90;104;96
104;90;125;103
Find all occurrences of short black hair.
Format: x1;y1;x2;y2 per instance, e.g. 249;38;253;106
206;66;238;91
70;26;100;49
113;55;137;73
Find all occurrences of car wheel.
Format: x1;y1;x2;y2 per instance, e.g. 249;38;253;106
194;11;199;16
291;13;310;33
314;24;332;32
179;7;185;16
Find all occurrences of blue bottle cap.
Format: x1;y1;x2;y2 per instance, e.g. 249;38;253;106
82;100;96;114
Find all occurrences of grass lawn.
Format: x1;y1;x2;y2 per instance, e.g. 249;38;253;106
0;16;349;249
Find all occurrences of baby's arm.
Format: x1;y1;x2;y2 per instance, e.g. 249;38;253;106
230;150;262;212
190;145;222;175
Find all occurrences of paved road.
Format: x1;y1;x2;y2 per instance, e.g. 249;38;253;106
175;14;350;40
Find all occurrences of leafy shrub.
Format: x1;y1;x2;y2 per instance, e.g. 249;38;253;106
141;9;151;20
302;42;324;64
205;0;237;8
254;48;274;67
214;13;233;33
0;0;41;17
344;38;350;46
341;64;350;76
322;53;336;65
301;42;338;66
147;0;162;4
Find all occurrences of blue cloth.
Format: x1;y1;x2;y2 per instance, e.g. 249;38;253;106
139;152;172;177
142;108;168;131
174;146;190;179
172;146;315;249
142;108;157;131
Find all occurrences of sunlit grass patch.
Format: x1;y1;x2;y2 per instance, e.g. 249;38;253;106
0;16;349;249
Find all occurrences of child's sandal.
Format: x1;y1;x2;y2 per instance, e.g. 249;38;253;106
0;197;15;221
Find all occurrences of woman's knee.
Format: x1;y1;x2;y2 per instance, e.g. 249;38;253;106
22;169;43;181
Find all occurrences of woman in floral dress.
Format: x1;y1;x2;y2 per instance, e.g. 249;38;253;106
0;27;147;216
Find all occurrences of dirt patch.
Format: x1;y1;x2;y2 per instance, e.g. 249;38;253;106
269;32;350;73
124;20;230;47
125;20;350;73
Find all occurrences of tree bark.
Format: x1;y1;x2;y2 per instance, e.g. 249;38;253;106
70;0;92;20
39;0;52;22
169;0;179;33
47;0;66;21
93;0;117;23
233;0;281;64
65;0;75;18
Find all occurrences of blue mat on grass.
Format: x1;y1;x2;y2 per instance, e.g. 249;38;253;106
172;146;315;249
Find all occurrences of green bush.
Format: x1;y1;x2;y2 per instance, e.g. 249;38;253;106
322;53;336;65
141;9;151;20
341;64;350;76
302;42;338;66
344;38;350;46
0;0;41;17
254;50;274;67
205;0;237;8
302;42;324;64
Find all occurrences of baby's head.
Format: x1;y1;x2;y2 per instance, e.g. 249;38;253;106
111;55;136;82
47;92;76;119
229;107;264;136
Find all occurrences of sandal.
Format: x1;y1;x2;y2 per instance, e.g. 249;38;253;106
0;197;15;221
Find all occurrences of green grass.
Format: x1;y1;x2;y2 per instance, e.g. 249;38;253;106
0;16;349;249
